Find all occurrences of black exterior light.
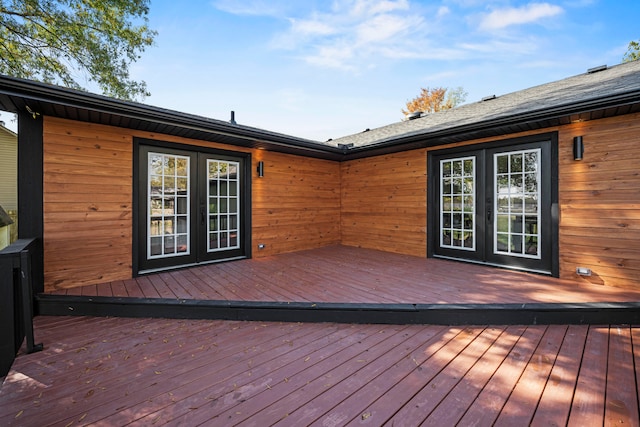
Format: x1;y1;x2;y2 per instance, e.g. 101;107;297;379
573;136;584;160
257;161;264;177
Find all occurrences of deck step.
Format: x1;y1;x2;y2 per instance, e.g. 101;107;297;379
36;294;640;325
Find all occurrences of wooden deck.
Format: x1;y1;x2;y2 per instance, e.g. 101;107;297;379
47;246;640;304
2;315;640;426
36;246;640;326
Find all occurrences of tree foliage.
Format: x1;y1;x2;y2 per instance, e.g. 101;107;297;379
402;86;467;117
623;39;640;63
0;0;156;100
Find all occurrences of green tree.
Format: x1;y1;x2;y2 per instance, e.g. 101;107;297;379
623;39;640;63
402;86;467;117
0;0;156;100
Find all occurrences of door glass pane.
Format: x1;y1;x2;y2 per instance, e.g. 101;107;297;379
440;157;475;251
207;159;241;252
147;152;190;259
493;149;541;259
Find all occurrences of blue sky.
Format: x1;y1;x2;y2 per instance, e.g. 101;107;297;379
2;0;639;141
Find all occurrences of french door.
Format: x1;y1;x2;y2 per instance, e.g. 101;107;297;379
135;141;250;273
429;135;558;275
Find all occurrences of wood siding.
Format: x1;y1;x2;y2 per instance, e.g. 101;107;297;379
42;111;640;291
558;113;640;289
42;117;340;291
252;151;341;256
341;150;427;257
341;113;640;289
43;118;134;290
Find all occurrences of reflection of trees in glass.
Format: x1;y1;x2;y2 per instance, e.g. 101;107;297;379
440;157;475;250
510;154;523;173
497;155;508;174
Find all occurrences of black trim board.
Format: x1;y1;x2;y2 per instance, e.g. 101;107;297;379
36;294;640;325
17;111;44;294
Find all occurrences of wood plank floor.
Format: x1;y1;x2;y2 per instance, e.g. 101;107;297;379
2;316;640;426
47;246;640;304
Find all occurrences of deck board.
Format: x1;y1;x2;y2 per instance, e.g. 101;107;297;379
494;325;568;426
566;325;609;425
3;317;640;426
605;326;639;425
422;325;526;426
456;325;547;425
530;324;588;426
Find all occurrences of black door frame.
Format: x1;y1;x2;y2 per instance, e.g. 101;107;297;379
133;138;252;275
427;133;559;276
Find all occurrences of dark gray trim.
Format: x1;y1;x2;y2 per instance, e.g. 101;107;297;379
17;111;44;293
35;294;640;325
0;74;344;161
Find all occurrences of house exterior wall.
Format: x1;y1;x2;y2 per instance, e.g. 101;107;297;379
558;113;640;289
0;127;17;211
42;117;340;291
41;111;640;291
341;150;428;257
340;112;640;289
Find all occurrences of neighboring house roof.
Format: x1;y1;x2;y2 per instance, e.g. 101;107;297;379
0;60;640;160
0;122;16;138
0;123;17;212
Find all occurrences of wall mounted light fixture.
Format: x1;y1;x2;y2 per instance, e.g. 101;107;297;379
257;161;264;177
573;136;584;160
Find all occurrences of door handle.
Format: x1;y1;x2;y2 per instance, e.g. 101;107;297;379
200;206;206;225
487;208;492;222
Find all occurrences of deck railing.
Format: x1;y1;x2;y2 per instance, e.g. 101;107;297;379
0;238;43;377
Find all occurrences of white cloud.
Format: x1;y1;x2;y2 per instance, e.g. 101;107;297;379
436;6;450;18
356;13;418;44
304;44;357;70
271;0;431;70
212;0;291;17
479;3;564;30
290;17;337;36
343;0;410;17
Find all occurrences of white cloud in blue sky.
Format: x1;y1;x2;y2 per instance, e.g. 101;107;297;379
2;0;636;141
478;3;564;30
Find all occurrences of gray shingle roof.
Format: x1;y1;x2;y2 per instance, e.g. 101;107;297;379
329;60;640;150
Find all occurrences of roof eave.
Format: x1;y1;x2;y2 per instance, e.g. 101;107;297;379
0;75;345;160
